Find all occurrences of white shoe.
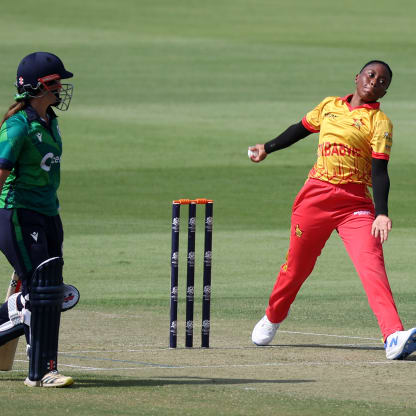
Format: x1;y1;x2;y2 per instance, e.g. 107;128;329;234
252;315;279;346
385;328;416;360
24;371;74;388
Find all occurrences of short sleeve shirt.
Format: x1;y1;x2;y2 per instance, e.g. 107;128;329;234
302;95;393;186
0;107;62;216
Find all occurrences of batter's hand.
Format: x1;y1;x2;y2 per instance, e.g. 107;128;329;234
371;214;392;244
248;144;267;163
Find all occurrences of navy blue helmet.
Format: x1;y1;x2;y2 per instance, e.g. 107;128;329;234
15;52;74;110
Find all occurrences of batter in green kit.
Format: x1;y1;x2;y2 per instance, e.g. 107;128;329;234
0;52;77;388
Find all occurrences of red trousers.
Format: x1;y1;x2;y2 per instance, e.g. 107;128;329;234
266;179;403;341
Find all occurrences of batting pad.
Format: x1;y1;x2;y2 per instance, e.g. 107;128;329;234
29;257;64;381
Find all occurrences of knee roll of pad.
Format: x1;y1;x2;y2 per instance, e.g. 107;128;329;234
29;257;64;381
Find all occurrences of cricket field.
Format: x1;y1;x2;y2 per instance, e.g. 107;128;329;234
0;1;415;415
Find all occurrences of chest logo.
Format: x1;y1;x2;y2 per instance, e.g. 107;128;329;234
30;232;39;242
295;224;303;238
36;132;42;142
40;152;61;172
352;118;363;130
324;112;337;120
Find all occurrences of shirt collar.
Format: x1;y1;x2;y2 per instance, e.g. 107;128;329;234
24;105;57;123
340;94;380;111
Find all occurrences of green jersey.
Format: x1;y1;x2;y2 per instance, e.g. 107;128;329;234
0;106;62;216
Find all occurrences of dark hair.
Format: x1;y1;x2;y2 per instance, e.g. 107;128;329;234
360;60;393;82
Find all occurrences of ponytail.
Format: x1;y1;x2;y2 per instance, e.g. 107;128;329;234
1;101;27;127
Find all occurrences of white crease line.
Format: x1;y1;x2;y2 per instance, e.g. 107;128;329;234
52;337;382;355
15;344;382;356
12;329;383;359
9;360;120;372
279;330;380;341
9;359;410;372
4;329;409;375
58;348;173;354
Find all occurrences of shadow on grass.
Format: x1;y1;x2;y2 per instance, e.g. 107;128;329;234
69;376;316;388
0;376;316;388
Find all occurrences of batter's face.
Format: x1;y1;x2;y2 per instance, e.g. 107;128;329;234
355;63;391;103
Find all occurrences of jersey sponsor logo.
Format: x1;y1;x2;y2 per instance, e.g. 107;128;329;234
353;210;371;216
317;142;361;158
30;232;39;242
40;152;61;172
324;112;337;120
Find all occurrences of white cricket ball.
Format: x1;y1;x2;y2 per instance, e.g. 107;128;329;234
248;148;258;158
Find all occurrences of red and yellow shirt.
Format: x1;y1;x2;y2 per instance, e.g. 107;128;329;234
302;95;393;186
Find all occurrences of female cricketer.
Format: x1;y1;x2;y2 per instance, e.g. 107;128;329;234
249;60;416;360
0;52;74;386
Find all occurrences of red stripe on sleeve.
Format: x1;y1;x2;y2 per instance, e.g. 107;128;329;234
372;152;390;160
302;116;320;133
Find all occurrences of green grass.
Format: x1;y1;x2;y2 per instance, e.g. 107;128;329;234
1;0;416;415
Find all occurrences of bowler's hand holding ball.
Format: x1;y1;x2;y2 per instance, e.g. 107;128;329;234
248;145;267;162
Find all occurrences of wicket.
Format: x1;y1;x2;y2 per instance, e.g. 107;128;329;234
170;198;213;348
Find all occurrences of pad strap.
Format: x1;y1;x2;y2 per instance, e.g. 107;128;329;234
7;293;21;326
0;294;25;346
